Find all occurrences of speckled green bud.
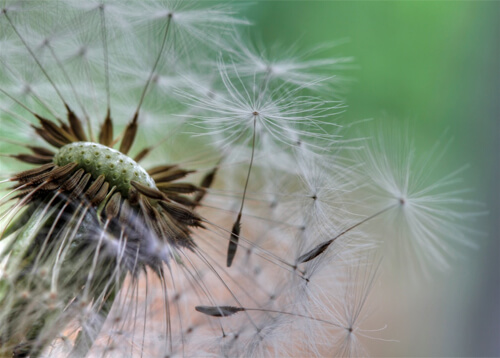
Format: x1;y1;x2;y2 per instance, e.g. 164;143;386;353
54;142;156;197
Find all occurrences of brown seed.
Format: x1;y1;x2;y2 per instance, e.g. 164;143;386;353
105;192;122;219
85;175;106;199
66;104;87;141
12;163;55;181
60;169;85;192
195;306;244;317
166;194;196;207
297;239;335;264
37;115;76;144
157;182;201;194
28;146;55;157
147;164;178;176
99;110;114;146
91;181;109;206
11;154;53;165
130;181;165;200
227;215;241;267
48;162;79;182
194;167;217;205
158;200;201;226
133;147;150;163
32;125;67;148
69;172;92;199
119;113;138;155
24;162;77;185
152;168;195;183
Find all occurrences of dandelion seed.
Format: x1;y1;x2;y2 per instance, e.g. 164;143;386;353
354;123;481;275
178;60;345;151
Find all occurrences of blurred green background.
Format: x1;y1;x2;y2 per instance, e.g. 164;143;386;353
248;1;499;357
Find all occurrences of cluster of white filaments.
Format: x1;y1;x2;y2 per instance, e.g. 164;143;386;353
0;1;476;357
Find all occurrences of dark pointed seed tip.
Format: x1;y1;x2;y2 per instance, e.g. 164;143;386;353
232;218;241;234
196;222;206;229
119;117;138;154
147;164;178;176
66;104;87;141
28;146;55;157
68;172;92;199
157;182;201;194
11;163;55;181
133;147;150;162
195;305;244;317
130;181;165;200
99;112;114;146
35;114;45;122
105;192;122;219
59;167;84;190
297;239;334;264
153;168;198;183
11;154;53;165
226;218;241;267
85;175;106;198
92;181;109;205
